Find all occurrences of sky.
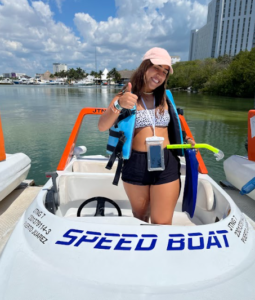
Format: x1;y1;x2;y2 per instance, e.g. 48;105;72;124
0;0;211;76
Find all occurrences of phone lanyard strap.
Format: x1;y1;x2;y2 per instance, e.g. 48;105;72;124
141;97;156;136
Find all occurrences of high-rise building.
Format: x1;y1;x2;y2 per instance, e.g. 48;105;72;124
53;63;67;74
189;0;255;60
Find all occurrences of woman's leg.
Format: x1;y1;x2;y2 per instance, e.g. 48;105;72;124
150;179;180;225
123;182;150;222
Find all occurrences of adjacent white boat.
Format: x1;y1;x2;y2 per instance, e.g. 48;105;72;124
0;153;31;201
0;107;254;300
224;155;255;200
0;115;31;201
224;110;255;201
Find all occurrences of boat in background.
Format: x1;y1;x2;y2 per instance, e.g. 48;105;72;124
34;79;48;85
48;80;58;85
13;78;29;85
71;79;95;86
0;78;13;85
0;115;31;201
224;110;255;200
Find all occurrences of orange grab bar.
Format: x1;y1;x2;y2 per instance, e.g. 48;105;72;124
0;114;6;162
57;108;106;171
248;109;255;162
179;115;208;174
57;107;208;173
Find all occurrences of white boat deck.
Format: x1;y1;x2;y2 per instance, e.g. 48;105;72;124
0;183;42;253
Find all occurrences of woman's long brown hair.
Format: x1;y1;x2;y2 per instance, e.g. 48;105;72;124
119;59;170;113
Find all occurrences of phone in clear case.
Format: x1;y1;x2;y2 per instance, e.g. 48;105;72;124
146;136;165;171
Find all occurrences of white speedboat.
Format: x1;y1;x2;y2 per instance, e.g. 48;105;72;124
224;110;255;200
0;116;31;201
0;107;255;300
224;155;255;200
0;153;31;201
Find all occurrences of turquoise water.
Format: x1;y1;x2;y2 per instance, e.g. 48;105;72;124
0;85;253;185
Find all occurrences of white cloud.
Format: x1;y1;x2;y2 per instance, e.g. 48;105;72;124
0;0;208;76
32;1;53;19
54;0;65;13
74;0;208;69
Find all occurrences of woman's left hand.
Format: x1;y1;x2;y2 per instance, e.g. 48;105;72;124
187;137;195;147
186;138;198;152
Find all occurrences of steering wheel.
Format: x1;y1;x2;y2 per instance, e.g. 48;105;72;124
77;196;122;217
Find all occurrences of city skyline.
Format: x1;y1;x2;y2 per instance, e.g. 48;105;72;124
0;0;209;76
189;0;255;60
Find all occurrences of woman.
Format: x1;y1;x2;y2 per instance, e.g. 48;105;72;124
98;47;195;225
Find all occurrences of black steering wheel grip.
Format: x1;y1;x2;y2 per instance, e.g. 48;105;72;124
77;196;122;217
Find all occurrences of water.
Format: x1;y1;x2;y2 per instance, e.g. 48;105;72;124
0;85;253;185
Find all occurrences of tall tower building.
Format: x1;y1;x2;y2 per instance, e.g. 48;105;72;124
53;63;68;73
189;0;255;60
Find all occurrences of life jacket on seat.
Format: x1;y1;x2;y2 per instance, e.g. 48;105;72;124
105;107;136;185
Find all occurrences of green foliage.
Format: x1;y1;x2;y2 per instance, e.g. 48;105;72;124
54;67;122;83
54;68;87;80
203;49;255;97
97;70;103;79
167;49;255;98
107;68;121;82
90;70;97;76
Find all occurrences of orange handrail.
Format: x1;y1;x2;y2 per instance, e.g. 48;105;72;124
179;115;208;174
0;114;6;162
57;108;106;171
248;109;255;162
57;107;208;173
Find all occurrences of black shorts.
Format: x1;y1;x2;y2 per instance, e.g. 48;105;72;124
122;148;180;186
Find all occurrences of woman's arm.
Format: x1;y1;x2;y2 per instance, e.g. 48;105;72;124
98;95;121;132
98;82;138;132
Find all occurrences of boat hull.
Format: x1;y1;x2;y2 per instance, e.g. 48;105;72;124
0;153;31;201
224;155;255;200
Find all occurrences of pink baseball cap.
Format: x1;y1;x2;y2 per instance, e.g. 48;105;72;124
143;47;173;74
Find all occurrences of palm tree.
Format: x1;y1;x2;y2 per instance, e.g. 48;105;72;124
108;68;121;83
98;70;103;80
76;67;86;79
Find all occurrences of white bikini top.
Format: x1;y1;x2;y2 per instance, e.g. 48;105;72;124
135;108;170;129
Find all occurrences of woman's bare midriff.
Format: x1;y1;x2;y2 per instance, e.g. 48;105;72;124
132;126;170;152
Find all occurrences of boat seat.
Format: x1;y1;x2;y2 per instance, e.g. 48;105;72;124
72;160;117;173
177;177;215;212
58;173;129;205
196;179;215;211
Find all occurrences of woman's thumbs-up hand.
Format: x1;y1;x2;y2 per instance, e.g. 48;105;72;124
118;82;138;109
